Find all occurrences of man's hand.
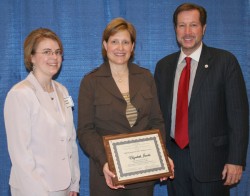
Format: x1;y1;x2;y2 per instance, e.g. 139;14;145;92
222;164;243;185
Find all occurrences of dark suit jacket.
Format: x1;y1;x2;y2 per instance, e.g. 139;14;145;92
78;62;165;190
154;44;249;182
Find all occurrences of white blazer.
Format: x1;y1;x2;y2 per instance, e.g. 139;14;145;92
4;72;80;195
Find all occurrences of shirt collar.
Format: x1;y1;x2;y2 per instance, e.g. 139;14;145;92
178;42;203;64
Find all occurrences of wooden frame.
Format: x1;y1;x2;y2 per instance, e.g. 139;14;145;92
103;129;172;186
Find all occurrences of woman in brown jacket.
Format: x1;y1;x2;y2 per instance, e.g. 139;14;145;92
77;17;174;196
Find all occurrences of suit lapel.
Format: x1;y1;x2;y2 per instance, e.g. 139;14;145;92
96;62;147;100
166;54;180;118
27;73;65;125
53;82;66;122
97;62;126;100
190;45;212;105
100;77;123;100
129;63;145;100
96;62;123;99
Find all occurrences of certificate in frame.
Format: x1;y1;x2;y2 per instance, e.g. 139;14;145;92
103;129;172;186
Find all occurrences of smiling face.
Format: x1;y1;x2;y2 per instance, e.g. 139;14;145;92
175;9;206;55
103;30;134;67
31;38;62;79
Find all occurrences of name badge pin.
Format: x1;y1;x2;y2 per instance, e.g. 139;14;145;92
64;96;74;108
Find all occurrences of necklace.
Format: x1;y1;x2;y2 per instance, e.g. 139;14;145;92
112;68;128;83
49;91;55;100
33;72;53;92
117;75;123;83
36;79;53;92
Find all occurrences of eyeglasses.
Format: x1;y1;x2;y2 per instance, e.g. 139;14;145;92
35;49;63;57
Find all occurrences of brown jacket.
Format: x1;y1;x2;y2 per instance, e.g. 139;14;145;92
77;62;165;190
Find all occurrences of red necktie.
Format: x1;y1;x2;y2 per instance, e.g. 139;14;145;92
175;57;191;149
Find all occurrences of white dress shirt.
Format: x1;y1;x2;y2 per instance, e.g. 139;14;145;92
170;43;203;138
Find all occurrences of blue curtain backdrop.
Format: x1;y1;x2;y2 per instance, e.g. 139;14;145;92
0;0;249;195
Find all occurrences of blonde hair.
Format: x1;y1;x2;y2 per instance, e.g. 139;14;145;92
102;17;136;61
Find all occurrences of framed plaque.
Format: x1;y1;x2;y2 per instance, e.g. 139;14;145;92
103;129;172;186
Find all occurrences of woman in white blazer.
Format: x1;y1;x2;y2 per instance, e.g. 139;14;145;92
4;28;80;196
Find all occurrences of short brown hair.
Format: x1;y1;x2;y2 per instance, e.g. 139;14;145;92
24;28;63;71
173;3;207;27
102;17;136;61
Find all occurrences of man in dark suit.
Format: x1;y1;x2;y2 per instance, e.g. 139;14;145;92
154;3;249;196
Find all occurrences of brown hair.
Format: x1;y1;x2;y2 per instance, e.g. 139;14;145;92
24;28;63;71
173;3;207;27
102;17;136;61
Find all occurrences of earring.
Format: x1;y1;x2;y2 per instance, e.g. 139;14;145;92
32;64;36;72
